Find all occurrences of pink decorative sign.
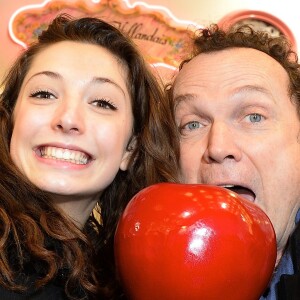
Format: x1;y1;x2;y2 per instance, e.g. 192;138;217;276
9;0;201;71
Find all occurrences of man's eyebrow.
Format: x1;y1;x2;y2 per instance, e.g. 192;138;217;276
231;84;278;104
232;84;273;97
173;93;198;108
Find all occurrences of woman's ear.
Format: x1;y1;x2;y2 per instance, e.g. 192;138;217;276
120;136;136;171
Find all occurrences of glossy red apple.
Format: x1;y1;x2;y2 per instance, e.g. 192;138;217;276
114;183;276;300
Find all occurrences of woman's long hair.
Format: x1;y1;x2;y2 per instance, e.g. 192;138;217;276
0;14;179;299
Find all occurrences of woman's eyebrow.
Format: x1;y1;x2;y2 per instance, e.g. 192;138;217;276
24;71;126;96
91;76;126;97
24;70;61;86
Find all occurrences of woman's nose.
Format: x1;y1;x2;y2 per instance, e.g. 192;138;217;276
51;100;85;134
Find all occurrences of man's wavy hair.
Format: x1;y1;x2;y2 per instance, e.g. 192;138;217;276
176;24;300;115
0;14;179;299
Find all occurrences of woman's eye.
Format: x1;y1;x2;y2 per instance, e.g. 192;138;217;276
29;90;55;99
92;99;117;110
247;113;264;123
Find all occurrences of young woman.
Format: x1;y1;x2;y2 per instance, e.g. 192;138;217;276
0;14;179;299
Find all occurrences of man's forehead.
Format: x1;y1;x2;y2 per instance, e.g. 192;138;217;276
175;47;284;75
173;47;289;99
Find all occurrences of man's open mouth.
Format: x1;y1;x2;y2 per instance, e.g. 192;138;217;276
220;185;256;202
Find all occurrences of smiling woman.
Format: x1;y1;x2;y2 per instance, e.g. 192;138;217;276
11;41;135;214
0;14;179;299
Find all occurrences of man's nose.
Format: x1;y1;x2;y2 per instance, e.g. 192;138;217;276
51;99;85;134
203;122;242;163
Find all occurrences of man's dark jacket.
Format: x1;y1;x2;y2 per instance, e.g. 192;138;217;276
277;223;300;299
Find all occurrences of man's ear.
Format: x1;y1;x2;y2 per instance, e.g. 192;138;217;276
120;136;136;171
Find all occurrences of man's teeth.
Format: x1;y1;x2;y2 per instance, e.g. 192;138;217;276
40;146;88;165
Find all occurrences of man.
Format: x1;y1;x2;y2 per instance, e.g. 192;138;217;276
170;24;300;299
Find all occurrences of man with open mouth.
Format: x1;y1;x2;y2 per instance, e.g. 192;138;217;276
170;23;300;299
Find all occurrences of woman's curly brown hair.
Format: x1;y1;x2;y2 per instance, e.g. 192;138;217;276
0;14;179;299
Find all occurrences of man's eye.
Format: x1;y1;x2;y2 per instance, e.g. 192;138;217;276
247;113;263;123
92;99;117;111
29;90;55;99
186;121;201;130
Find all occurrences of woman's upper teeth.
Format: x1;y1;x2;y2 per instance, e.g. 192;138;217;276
40;146;89;165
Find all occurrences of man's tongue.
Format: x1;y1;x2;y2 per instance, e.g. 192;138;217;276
228;186;255;202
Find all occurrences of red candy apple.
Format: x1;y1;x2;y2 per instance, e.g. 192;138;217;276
114;183;277;300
